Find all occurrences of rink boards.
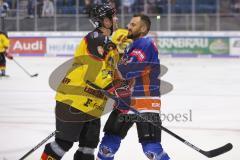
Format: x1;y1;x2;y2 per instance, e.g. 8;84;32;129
6;31;240;57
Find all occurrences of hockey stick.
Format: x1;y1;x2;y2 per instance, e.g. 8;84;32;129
86;80;233;158
13;59;38;77
163;128;232;158
19;131;57;160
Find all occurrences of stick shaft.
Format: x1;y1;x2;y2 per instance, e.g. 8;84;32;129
19;131;56;160
13;59;33;76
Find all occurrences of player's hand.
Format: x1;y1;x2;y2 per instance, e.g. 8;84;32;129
5;52;13;60
111;29;133;54
105;79;131;98
105;79;131;113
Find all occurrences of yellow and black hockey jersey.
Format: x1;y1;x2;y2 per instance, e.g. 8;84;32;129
0;32;10;53
55;29;119;118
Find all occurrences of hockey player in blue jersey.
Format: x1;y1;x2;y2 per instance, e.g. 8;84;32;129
97;14;171;160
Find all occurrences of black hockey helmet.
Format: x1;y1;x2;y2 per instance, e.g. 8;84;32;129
89;3;116;28
0;31;8;37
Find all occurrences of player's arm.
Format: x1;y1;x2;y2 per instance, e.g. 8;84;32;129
117;42;154;80
2;33;12;59
3;35;10;49
76;31;117;89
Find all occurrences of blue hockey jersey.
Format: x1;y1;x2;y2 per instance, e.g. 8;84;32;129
118;36;161;113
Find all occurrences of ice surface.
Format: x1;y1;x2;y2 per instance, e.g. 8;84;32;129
0;57;239;160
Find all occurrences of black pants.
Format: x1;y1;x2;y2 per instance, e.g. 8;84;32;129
103;109;162;143
0;53;6;68
55;101;100;148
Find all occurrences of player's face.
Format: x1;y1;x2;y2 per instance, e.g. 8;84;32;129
103;17;113;29
127;17;143;40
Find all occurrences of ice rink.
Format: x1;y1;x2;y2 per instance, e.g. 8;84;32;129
0;57;240;160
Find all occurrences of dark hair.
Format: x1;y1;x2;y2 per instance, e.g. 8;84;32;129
133;14;151;33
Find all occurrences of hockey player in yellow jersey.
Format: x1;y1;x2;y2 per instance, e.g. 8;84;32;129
41;3;119;160
55;25;119;119
0;31;12;77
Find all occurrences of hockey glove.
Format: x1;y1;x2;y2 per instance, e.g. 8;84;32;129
104;79;131;113
5;52;13;60
104;79;131;98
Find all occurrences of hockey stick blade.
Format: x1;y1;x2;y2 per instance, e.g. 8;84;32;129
201;143;233;158
31;73;38;77
13;59;38;78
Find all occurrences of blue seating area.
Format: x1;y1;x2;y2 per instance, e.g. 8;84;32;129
3;0;239;15
15;0;226;15
56;0;86;14
55;0;217;14
195;0;217;13
157;0;217;14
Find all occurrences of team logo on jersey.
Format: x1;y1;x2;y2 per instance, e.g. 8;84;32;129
84;87;104;99
61;77;71;84
145;151;157;160
93;31;99;38
130;49;146;62
152;103;160;108
99;145;114;157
